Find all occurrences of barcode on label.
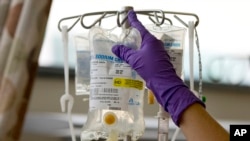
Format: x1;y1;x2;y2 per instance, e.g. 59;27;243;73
91;96;120;100
91;88;119;94
103;88;118;93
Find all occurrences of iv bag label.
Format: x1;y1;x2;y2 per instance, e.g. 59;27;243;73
89;58;144;111
90;75;129;111
89;59;134;111
90;60;108;75
113;78;143;90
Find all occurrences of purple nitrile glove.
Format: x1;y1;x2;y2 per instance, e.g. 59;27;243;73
112;10;205;126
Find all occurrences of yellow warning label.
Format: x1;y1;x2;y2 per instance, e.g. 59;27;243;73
113;78;143;90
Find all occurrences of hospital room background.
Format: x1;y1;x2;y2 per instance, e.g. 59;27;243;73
0;0;249;141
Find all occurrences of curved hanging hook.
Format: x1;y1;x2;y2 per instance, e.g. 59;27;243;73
148;15;173;26
117;10;170;28
58;15;81;32
163;17;173;25
80;11;117;29
116;11;128;28
163;11;200;27
148;10;173;26
80;12;107;29
149;10;165;26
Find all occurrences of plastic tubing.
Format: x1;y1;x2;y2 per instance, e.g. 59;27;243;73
157;105;169;141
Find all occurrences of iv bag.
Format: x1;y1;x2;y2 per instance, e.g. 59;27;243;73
146;24;186;77
73;36;90;95
81;26;145;141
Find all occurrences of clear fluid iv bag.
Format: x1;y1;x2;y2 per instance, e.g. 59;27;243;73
146;24;186;77
80;26;145;141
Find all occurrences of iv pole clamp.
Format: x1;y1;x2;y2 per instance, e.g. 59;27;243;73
57;8;200;32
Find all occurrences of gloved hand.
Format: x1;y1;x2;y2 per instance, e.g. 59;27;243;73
112;10;205;126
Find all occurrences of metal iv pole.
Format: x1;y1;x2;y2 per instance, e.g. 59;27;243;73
57;6;203;141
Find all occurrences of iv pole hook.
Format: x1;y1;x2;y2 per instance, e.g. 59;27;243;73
58;15;81;32
148;10;166;26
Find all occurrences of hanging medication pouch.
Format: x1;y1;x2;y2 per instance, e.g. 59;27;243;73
146;24;186;77
81;26;145;141
73;36;90;95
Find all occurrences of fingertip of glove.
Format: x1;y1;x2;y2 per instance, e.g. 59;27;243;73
128;10;137;23
128;10;137;20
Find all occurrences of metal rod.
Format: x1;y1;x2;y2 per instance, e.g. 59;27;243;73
120;6;134;29
163;10;199;27
80;11;118;29
57;9;200;32
58;15;81;32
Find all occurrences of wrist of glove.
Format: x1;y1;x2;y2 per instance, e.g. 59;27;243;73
148;75;205;126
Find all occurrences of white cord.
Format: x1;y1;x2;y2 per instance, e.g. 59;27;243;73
60;26;76;141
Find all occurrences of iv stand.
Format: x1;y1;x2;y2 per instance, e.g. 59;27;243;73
57;6;202;141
